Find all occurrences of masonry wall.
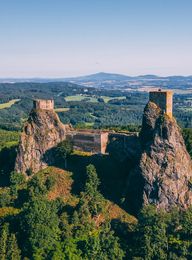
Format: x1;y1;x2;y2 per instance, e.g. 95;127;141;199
33;99;54;110
165;92;173;118
101;132;109;154
149;91;173;118
67;130;109;154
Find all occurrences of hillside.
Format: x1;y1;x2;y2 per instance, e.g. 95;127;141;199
1;92;192;258
38;166;137;225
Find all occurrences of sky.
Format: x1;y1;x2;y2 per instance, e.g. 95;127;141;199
0;0;192;77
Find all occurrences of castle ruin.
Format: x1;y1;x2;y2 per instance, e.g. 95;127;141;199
149;89;173;118
67;129;109;154
32;91;173;154
33;99;54;110
16;89;177;175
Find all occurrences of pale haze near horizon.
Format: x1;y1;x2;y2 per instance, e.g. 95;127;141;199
0;0;192;78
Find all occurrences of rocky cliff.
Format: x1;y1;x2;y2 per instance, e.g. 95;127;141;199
127;102;192;212
107;133;141;163
15;109;71;176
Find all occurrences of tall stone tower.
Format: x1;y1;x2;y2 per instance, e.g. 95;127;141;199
33;99;54;110
149;89;173;118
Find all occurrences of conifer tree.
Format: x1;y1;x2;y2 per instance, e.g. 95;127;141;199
0;223;9;260
6;233;21;260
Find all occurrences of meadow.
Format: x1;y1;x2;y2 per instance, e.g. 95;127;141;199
54;108;70;112
0;99;20;110
64;94;126;103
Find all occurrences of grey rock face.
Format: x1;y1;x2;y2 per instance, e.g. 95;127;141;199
15;109;71;176
128;102;192;211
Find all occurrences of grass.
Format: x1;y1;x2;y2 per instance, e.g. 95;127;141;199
64;95;126;103
0;129;19;150
84;122;94;127
55;108;70;112
0;207;20;218
64;95;89;102
37;167;76;204
72;150;93;157
101;96;126;103
178;107;192;112
0;99;20;109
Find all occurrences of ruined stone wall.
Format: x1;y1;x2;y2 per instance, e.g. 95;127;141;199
166;91;173;118
149;91;173;118
67;130;109;154
101;132;109;154
33;99;54;110
107;132;140;162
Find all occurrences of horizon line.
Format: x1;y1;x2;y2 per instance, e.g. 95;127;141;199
0;71;192;80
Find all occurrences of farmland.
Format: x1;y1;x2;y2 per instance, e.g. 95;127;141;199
54;108;70;112
64;94;126;103
0;99;20;110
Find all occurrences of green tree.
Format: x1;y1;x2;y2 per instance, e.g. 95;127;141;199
6;233;21;260
10;171;25;187
27;174;47;197
181;207;192;237
84;222;124;260
62;238;82;260
0;223;21;260
78;164;105;217
21;197;61;259
182;128;192;157
59;165;124;259
9;171;25;196
0;223;9;260
133;206;168;260
55;140;73;168
0;189;12;207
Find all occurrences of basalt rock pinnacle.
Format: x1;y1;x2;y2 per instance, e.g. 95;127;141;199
127;101;192;212
15;108;71;176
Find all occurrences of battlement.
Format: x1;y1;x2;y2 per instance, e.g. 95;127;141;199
149;89;173;118
33;99;54;110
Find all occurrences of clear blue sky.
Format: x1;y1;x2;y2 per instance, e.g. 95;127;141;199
0;0;192;77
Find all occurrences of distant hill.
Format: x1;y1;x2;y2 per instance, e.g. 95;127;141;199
66;72;132;82
0;72;192;84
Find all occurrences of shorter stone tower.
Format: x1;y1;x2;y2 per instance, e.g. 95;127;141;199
33;99;54;110
149;89;173;118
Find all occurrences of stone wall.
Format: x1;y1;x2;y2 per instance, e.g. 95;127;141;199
67;130;109;154
33;99;54;110
149;90;173;118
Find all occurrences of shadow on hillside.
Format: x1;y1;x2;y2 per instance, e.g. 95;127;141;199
65;153;136;212
42;145;142;215
0;145;17;187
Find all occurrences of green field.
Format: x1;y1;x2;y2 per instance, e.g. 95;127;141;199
0;99;20;110
0;129;19;150
64;95;126;103
64;95;98;102
55;108;70;112
84;122;94;127
101;96;126;103
178;107;192;112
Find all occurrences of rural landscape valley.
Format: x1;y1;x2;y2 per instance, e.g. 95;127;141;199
1;74;192;259
1;0;192;259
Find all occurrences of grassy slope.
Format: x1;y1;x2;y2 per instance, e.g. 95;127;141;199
0;129;19;150
38;166;136;225
64;94;126;103
54;108;70;112
0;99;20;109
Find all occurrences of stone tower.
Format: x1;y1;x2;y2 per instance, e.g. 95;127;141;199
149;89;173;118
33;99;54;110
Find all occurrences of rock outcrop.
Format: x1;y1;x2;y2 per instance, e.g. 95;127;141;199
15;108;71;176
127;102;192;212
